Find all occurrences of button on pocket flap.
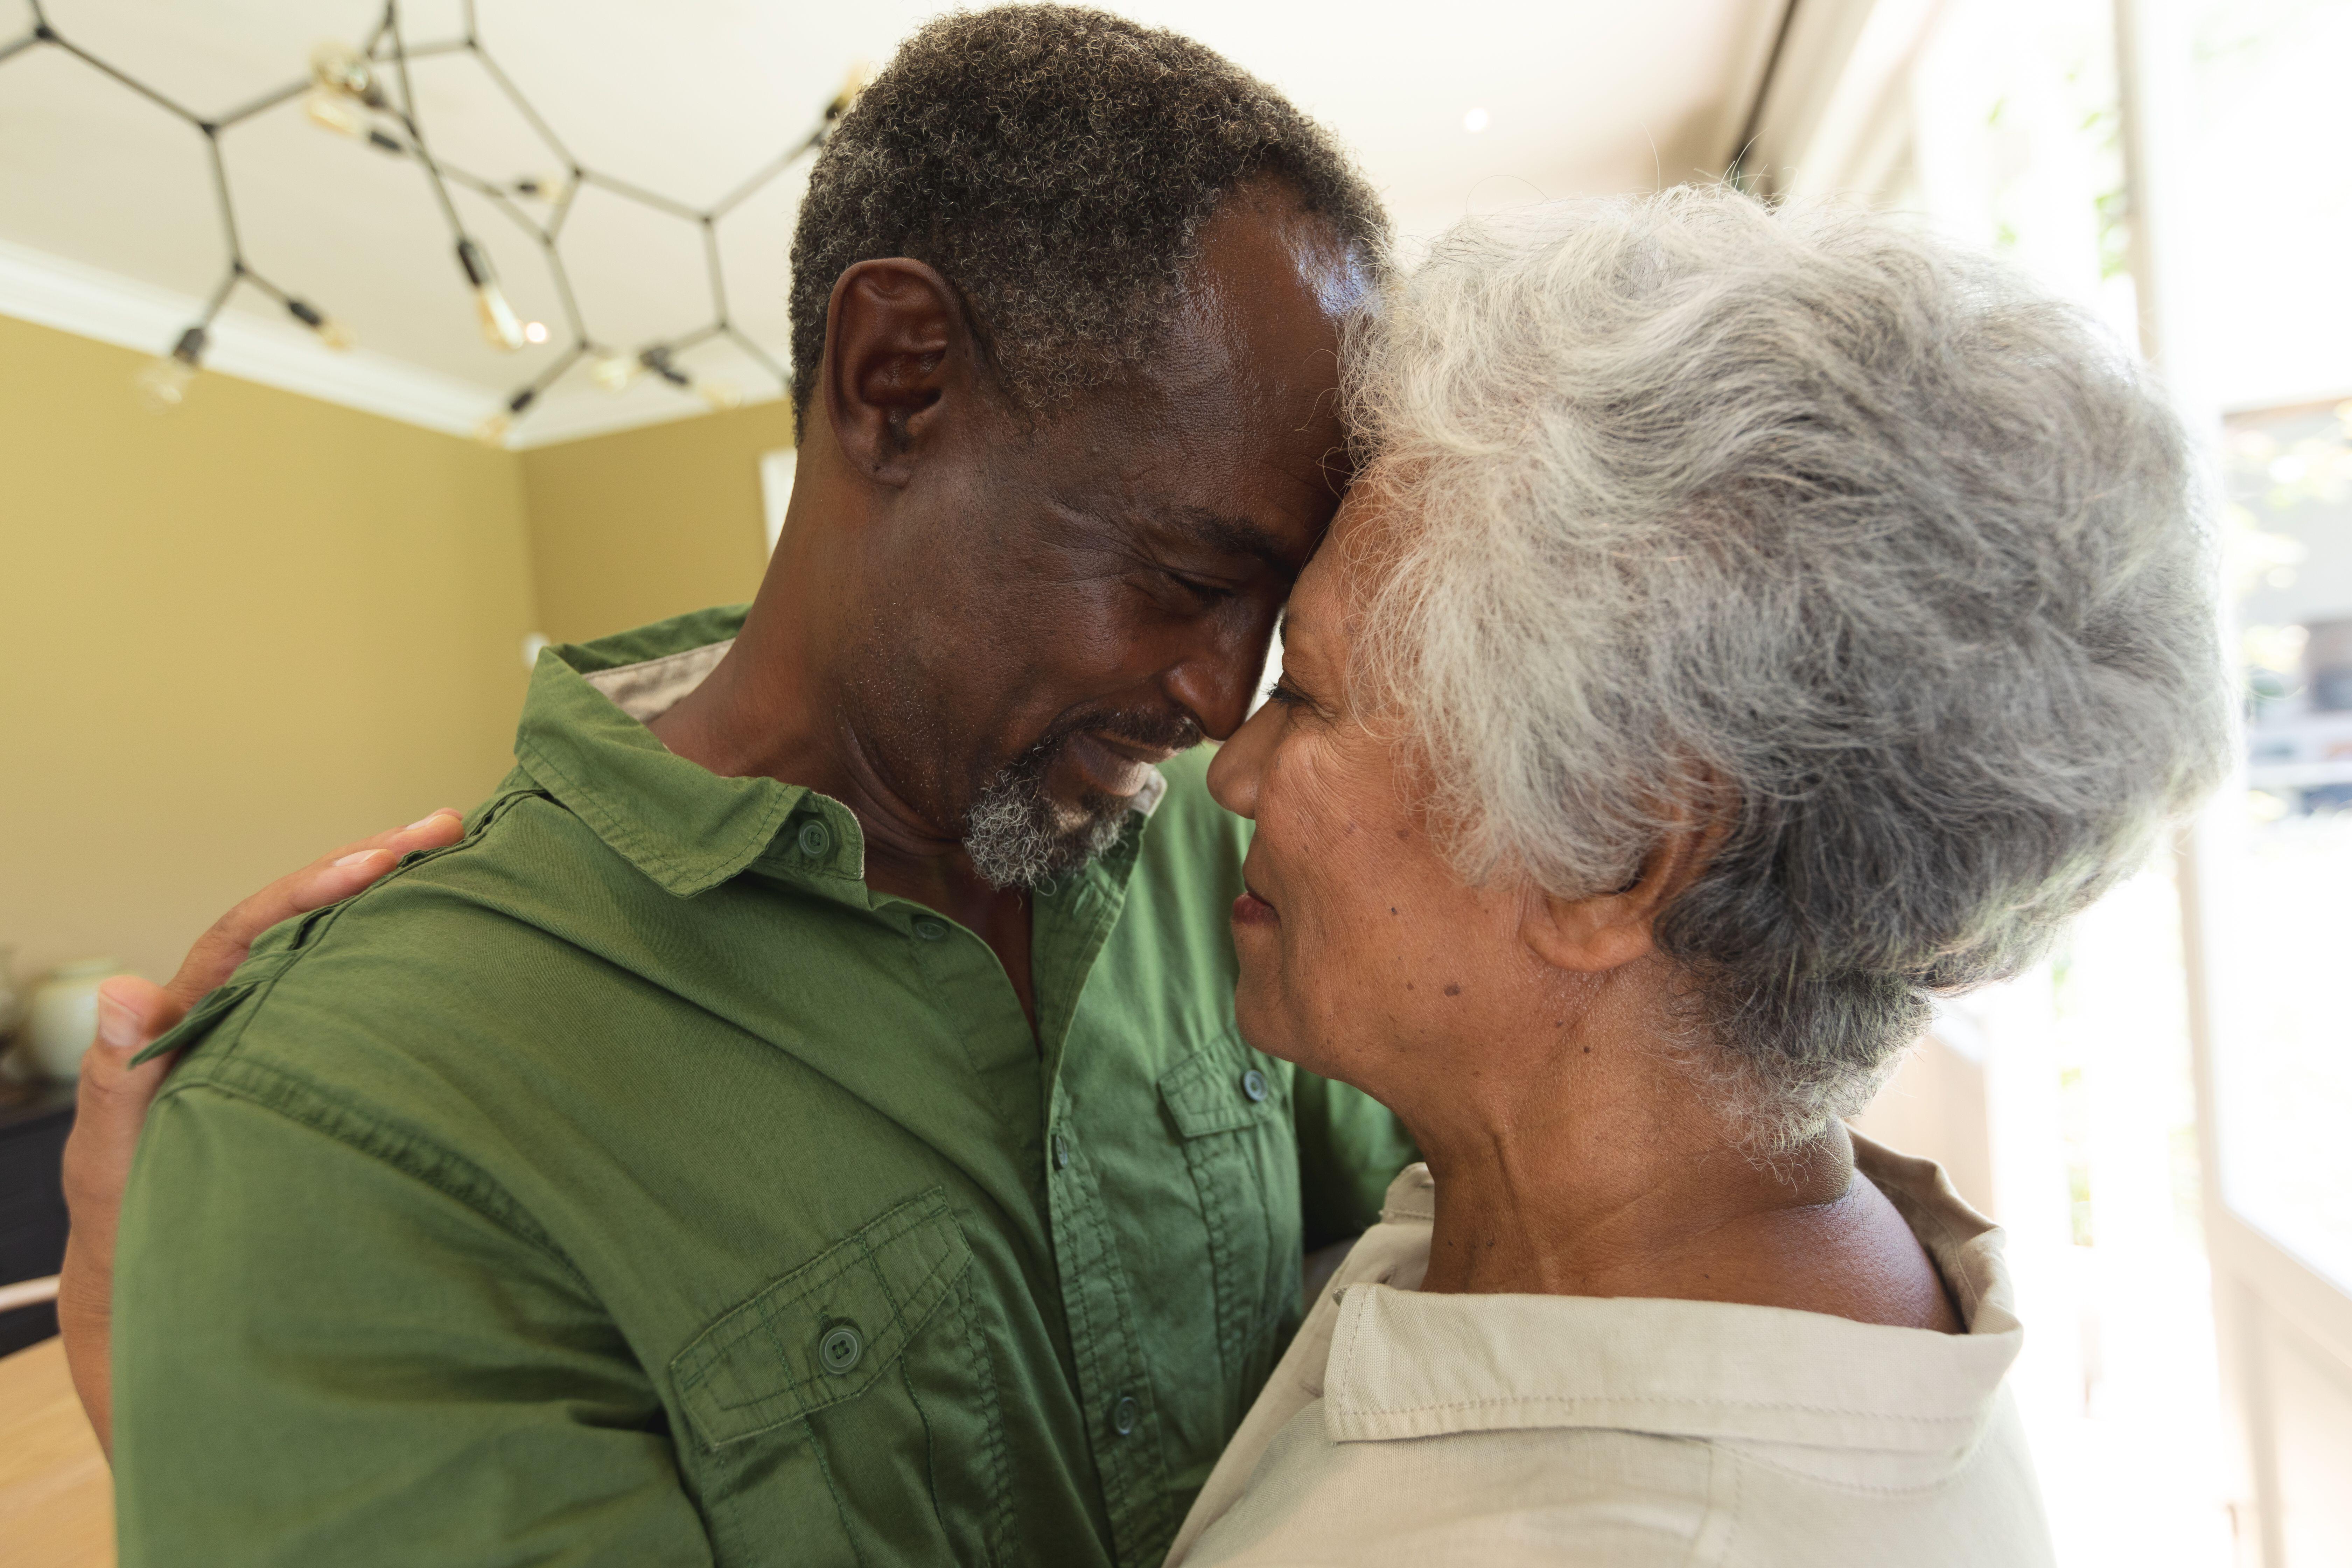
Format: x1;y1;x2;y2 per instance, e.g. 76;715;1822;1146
1159;1043;1283;1140
670;1188;972;1451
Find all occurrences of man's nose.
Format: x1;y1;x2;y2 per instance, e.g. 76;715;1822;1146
1162;636;1264;743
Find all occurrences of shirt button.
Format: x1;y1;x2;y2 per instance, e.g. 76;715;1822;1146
1052;1132;1071;1170
913;917;948;942
1241;1068;1268;1103
797;819;833;858
1112;1394;1140;1437
818;1323;863;1376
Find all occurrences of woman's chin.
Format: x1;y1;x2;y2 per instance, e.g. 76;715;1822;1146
1228;970;1292;1062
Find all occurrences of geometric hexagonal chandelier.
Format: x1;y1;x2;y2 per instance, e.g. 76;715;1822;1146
0;0;861;442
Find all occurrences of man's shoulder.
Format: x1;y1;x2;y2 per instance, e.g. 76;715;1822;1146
155;785;658;1125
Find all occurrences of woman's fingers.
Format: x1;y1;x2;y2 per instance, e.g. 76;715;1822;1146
161;808;466;1011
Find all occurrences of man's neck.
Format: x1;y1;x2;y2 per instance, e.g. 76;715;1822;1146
642;584;1043;1028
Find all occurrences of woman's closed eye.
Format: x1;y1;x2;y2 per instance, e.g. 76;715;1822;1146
1261;674;1316;711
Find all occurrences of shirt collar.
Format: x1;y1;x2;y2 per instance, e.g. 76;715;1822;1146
514;607;862;897
513;606;1170;900
1320;1137;2024;1459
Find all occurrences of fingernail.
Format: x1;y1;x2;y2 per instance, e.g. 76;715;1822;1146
335;849;381;867
404;809;458;831
96;991;140;1051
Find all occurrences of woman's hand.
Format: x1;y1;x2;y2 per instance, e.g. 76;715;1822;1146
56;809;467;1456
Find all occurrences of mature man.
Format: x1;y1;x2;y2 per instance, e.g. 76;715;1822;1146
85;9;1411;1565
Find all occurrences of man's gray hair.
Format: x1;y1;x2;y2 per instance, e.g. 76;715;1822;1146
1347;187;2231;1150
790;4;1386;427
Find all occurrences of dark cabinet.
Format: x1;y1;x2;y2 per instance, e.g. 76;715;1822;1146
0;1083;75;1356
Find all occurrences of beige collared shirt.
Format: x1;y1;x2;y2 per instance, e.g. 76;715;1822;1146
1166;1135;2053;1567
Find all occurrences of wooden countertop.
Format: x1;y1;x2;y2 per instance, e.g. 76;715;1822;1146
0;1335;114;1568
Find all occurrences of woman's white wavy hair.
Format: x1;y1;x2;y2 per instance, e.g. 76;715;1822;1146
1345;187;2231;1153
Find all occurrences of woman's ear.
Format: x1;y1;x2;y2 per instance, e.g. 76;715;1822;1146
819;258;969;488
1518;823;1715;975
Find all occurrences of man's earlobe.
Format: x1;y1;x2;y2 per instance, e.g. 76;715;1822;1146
820;258;965;488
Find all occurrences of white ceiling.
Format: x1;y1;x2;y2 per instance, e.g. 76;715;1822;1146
0;0;1783;443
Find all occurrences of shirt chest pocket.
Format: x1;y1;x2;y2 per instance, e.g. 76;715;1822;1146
669;1189;1011;1567
1159;1043;1305;1425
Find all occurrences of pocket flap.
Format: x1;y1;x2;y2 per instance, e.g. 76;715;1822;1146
1158;1042;1284;1140
670;1188;972;1451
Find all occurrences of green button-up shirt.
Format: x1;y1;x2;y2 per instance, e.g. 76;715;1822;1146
113;607;1413;1568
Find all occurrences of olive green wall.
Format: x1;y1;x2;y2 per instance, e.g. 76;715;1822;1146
0;313;781;993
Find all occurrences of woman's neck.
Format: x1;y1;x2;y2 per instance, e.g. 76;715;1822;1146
1405;1038;1961;1331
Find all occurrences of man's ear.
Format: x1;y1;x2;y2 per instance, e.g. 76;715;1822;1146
819;258;969;488
1519;823;1715;976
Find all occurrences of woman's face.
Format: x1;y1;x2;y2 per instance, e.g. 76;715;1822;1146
1206;494;1544;1100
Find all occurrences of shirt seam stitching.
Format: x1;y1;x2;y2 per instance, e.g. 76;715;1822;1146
1720;1437;1990;1498
152;1064;595;1296
1329;1390;1985;1423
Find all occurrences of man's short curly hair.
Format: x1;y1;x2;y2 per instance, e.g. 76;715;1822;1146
786;4;1387;429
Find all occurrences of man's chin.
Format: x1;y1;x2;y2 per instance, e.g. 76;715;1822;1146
963;778;1131;890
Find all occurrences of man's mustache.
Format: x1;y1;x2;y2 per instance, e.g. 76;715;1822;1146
1026;703;1204;770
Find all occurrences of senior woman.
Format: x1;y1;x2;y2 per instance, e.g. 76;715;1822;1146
1167;188;2227;1564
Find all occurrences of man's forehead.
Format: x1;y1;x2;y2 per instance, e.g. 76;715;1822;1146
1165;191;1358;399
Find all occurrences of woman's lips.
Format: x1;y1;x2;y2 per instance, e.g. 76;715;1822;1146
1232;888;1278;928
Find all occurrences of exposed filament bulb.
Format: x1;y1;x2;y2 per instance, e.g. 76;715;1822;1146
135;325;209;412
457;240;527;352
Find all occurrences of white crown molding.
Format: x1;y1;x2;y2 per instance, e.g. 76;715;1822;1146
506;382;788;450
0;237;499;439
0;237;794;451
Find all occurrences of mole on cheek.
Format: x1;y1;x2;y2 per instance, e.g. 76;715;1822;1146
1443;983;1462;997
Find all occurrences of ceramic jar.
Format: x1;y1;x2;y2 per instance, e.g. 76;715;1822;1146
25;958;128;1082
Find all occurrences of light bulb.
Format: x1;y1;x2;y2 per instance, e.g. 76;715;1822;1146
306;86;363;138
135;325;208;413
286;297;354;351
310;40;385;106
640;347;690;388
305;87;404;155
1463;107;1490;133
828;61;876;121
475;282;525;351
513;172;573;204
590;353;641;394
456;240;527;352
136;355;196;411
523;321;550;345
476;387;537;445
698;378;743;411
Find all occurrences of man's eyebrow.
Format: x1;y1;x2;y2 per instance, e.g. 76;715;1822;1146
1158;506;1296;572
